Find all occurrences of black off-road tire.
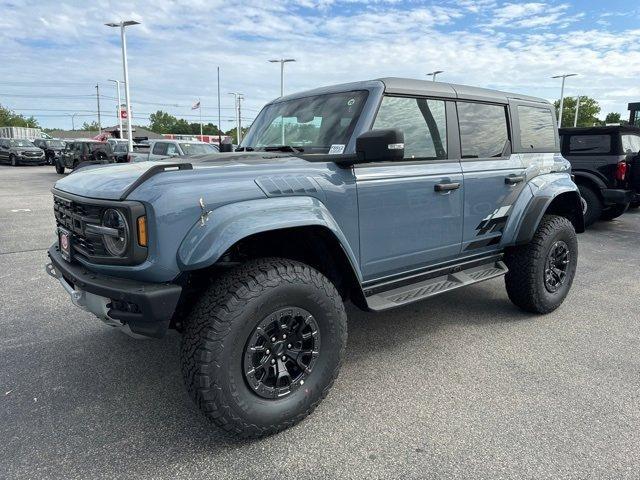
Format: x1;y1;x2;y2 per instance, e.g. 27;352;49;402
504;215;578;314
578;184;602;227
600;203;628;221
55;161;65;174
181;258;347;439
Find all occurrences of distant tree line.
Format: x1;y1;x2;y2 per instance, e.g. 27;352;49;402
554;97;629;127
0;104;40;128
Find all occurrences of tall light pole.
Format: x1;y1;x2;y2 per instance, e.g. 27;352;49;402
574;95;581;127
67;113;78;131
108;79;123;138
426;70;443;82
268;58;296;97
106;20;140;152
552;73;577;128
228;92;244;145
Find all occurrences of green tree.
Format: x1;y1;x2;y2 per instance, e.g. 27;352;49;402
81;121;100;131
604;112;622;124
554;96;601;127
149;110;177;133
0;104;40;128
224;126;250;144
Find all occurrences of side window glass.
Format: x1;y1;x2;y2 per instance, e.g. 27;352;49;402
457;102;509;158
517;105;556;151
152;143;167;155
621;135;640;153
373;96;447;160
568;135;610;154
166;144;178;155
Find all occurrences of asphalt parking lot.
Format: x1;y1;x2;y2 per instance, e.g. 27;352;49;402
1;165;639;479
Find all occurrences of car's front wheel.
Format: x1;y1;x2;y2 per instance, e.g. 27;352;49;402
504;215;578;314
181;258;347;439
10;154;17;166
55;161;65;174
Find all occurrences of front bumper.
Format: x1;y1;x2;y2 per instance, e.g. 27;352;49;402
18;155;45;164
602;188;634;206
46;245;182;338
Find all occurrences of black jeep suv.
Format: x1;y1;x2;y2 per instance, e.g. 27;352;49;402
33;138;66;165
559;126;640;226
55;140;114;174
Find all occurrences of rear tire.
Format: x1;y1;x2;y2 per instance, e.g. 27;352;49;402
504;215;578;314
600;203;628;221
181;258;347;439
578;184;602;227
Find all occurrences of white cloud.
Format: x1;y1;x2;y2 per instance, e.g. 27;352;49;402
0;0;636;129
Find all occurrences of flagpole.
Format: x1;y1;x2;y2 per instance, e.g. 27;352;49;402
199;97;203;140
217;67;222;147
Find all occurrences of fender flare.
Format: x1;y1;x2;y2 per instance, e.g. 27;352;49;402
572;170;607;192
176;196;362;280
509;175;584;245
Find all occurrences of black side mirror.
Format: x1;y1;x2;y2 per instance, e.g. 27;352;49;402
356;129;404;163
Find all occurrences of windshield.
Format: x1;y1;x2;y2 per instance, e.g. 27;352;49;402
241;90;368;153
10;139;35;148
46;140;64;148
179;143;216;155
114;144;128;153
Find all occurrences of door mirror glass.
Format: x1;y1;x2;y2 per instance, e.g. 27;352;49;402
355;129;404;163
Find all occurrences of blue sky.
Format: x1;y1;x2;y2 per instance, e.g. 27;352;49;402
1;0;639;130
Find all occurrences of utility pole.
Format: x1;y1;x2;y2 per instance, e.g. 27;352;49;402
237;94;243;145
552;73;577;128
228;92;243;145
574;96;581;127
106;20;140;152
217;67;222;146
95;83;102;134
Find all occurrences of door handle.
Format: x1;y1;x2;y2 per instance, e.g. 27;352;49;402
505;175;525;185
434;182;461;192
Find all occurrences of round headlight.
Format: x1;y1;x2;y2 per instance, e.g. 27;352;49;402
102;208;129;257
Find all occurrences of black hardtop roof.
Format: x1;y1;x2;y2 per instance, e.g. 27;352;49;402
559;125;640;135
272;77;549;106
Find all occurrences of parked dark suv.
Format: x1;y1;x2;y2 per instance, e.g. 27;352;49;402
34;138;66;165
0;138;46;166
559;126;640;226
55;140;114;174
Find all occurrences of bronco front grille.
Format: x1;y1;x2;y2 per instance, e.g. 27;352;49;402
53;196;108;258
52;190;148;266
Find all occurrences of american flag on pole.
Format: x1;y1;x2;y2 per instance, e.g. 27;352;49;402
192;100;200;110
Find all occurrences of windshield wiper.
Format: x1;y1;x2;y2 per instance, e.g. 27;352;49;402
262;145;305;153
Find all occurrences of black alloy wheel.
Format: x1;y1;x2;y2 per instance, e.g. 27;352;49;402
244;307;320;399
544;240;570;293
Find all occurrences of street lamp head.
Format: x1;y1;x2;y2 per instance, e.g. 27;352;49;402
552;73;577;79
427;70;444;76
269;59;296;63
105;20;141;27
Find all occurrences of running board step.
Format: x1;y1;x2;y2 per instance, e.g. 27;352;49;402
365;261;508;311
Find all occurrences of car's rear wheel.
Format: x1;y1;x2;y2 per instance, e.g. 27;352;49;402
600;203;628;221
578;184;602;227
181;258;347;439
504;215;578;314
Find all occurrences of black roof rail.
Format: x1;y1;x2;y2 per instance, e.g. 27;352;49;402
119;162;193;200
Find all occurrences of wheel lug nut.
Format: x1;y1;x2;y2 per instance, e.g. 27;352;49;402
271;337;276;342
282;334;287;339
265;349;270;354
282;355;286;361
300;380;304;385
271;359;276;364
287;344;292;349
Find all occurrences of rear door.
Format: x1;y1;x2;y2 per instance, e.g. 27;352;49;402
0;140;9;163
457;101;527;253
356;96;463;281
149;142;168;160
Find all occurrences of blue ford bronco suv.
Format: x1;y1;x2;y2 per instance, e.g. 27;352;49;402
46;78;584;438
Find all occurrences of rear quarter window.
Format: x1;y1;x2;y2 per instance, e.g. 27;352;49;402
516;105;557;152
567;135;611;155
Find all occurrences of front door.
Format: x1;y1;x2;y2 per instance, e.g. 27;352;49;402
356;96;463;281
456;101;528;253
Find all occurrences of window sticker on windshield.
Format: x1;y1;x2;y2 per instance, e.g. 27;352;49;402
329;144;345;154
347;98;355;106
